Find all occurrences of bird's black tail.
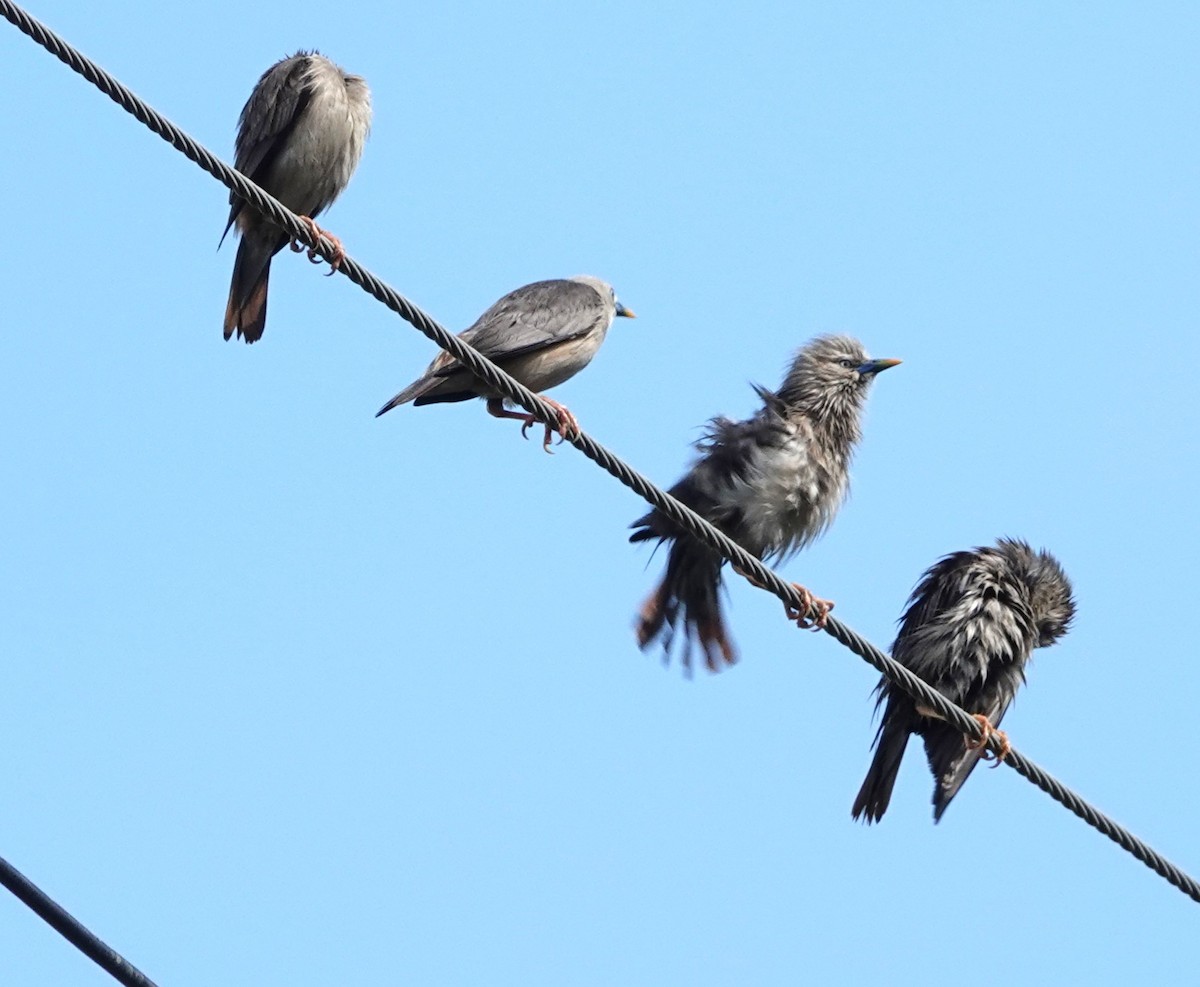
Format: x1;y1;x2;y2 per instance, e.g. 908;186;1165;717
926;717;996;823
224;234;281;344
851;714;911;823
633;530;735;675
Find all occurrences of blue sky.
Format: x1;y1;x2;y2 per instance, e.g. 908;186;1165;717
2;1;1198;983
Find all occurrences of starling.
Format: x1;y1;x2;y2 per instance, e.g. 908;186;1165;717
852;538;1075;823
631;335;899;673
221;52;372;343
376;276;634;450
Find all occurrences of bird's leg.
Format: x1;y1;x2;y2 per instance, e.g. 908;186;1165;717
965;713;993;749
486;397;537;431
290;216;346;275
733;567;834;633
984;731;1011;767
528;397;580;451
966;712;1010;765
784;583;834;631
486;397;574;454
485;396;579;453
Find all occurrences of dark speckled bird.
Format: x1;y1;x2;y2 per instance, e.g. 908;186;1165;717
852;538;1075;824
221;51;371;343
630;335;900;674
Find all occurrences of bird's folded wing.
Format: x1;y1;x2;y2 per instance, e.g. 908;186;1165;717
443;281;606;370
223;57;314;236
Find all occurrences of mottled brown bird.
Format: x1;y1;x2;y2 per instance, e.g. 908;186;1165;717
221;52;371;343
852;538;1075;823
631;335;899;674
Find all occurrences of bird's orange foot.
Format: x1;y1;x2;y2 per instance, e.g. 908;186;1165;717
966;713;993;750
519;396;579;453
983;731;1011;767
966;713;1010;765
291;216;345;275
784;583;834;631
974;720;1012;773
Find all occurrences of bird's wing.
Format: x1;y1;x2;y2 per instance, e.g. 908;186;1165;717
630;392;790;543
223;55;315;238
691;386;794;486
892;553;977;656
443;280;607;369
377;281;606;414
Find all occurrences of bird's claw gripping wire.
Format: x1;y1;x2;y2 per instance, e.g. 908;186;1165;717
290;215;345;275
732;567;834;631
967;713;1011;767
784;583;834;631
518;397;580;453
487;396;579;453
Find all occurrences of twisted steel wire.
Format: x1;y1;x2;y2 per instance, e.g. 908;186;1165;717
0;855;160;987
3;0;1198;927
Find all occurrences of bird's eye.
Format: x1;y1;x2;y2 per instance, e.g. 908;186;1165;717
837;358;856;369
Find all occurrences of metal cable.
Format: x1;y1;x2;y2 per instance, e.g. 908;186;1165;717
0;855;160;987
3;0;1198;927
820;619;1200;902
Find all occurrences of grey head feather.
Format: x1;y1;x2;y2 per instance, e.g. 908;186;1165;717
776;335;885;455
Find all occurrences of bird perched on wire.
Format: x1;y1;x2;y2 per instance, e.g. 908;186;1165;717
221;51;371;343
631;335;900;674
375;276;635;450
851;538;1075;824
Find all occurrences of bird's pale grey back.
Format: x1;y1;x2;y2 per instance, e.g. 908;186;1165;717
228;53;371;232
375;276;633;415
458;277;619;363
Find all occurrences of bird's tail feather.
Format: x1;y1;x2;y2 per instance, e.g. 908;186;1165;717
851;716;910;823
635;537;735;675
375;377;443;417
926;722;988;823
224;236;276;343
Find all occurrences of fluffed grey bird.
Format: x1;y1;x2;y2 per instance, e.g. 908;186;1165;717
631;335;899;674
375;276;635;450
221;51;371;343
851;538;1075;824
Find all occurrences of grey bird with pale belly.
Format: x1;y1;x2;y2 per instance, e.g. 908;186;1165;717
376;276;635;450
852;538;1075;823
631;335;899;674
221;51;371;343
